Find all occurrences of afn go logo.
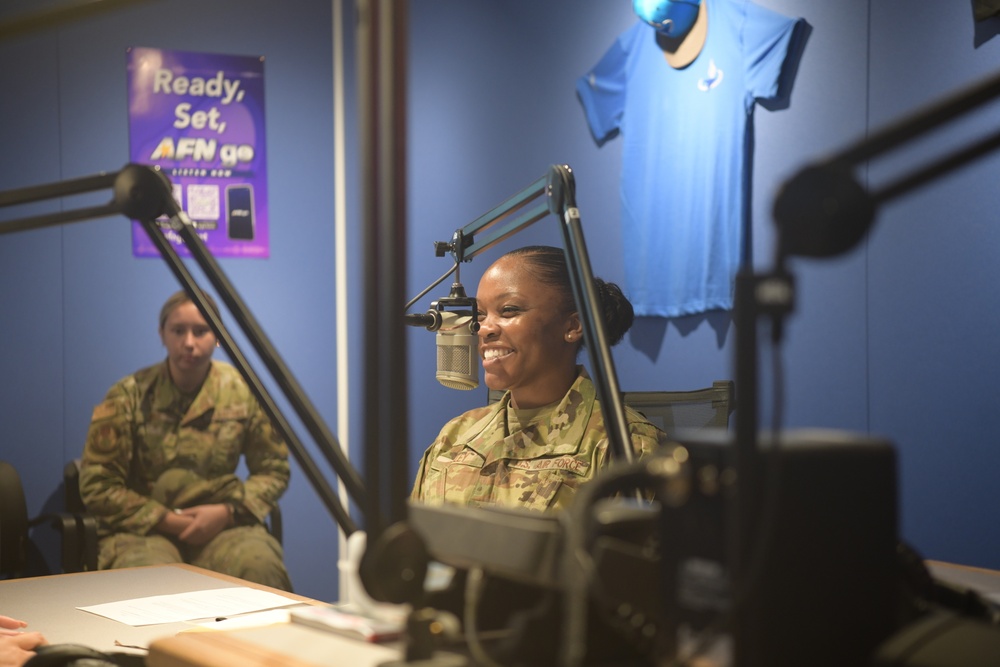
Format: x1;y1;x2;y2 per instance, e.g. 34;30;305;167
150;137;254;168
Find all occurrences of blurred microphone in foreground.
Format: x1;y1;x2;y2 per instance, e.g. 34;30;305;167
404;283;480;390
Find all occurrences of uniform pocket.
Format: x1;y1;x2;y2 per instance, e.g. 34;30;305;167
204;417;245;470
436;458;485;506
493;456;591;511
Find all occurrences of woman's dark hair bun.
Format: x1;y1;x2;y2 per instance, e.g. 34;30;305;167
594;278;634;346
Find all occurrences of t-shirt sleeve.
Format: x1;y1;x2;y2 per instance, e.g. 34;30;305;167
576;30;632;145
742;1;804;101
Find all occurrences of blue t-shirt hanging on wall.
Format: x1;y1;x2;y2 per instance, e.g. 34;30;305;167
576;0;803;317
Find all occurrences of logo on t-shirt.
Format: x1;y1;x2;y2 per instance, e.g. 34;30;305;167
698;59;724;91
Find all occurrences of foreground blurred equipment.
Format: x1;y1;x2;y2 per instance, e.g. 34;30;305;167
406;434;1000;667
0;460;97;578
733;62;1000;667
22;642;147;667
403;430;900;667
651;431;899;667
873;609;1000;667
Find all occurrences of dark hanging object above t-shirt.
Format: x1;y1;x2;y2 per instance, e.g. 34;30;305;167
974;0;1000;21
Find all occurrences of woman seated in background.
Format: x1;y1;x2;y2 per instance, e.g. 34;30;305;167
79;289;292;591
411;245;666;512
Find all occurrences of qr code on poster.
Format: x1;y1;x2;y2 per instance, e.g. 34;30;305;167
186;184;220;222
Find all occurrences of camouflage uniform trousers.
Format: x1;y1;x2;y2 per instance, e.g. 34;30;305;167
98;525;292;591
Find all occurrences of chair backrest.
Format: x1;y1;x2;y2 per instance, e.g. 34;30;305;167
622;380;735;437
487;380;736;437
2;460;106;576
64;459;87;514
0;460;30;576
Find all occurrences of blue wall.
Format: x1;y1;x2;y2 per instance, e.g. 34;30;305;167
3;0;1000;603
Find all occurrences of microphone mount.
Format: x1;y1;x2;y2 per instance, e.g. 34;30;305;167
431;282;480;332
433;228;473;264
403;282;479;335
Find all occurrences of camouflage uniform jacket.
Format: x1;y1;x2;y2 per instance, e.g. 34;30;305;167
411;368;664;512
79;360;290;537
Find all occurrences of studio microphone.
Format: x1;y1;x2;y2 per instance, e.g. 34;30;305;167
433;310;479;390
404;306;480;390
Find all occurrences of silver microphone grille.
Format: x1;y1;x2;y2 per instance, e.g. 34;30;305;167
436;327;478;390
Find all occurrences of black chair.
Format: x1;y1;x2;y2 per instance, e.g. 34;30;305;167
0;460;97;578
487;380;736;438
622;380;735;437
63;460;283;545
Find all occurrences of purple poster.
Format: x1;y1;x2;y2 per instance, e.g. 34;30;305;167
127;47;269;258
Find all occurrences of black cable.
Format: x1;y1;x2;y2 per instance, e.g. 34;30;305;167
405;263;458;312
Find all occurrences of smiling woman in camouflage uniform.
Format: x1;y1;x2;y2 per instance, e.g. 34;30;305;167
78;290;292;590
411;246;666;512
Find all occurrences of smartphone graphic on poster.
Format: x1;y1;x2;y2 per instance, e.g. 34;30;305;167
226;184;255;241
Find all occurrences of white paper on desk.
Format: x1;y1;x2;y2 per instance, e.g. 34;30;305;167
78;587;300;626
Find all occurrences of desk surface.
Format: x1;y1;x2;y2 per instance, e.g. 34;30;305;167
0;565;314;653
0;564;412;666
928;560;1000;603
